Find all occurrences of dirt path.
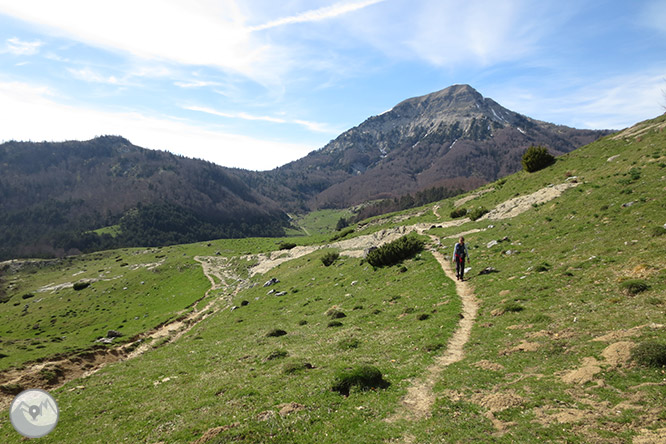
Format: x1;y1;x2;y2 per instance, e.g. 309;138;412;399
0;256;241;410
388;236;479;425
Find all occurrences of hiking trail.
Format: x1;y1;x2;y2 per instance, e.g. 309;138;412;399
387;235;479;426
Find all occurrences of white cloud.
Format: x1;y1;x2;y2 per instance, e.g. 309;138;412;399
184;105;335;133
493;73;666;130
68;67;125;85
4;37;43;55
248;0;385;31
0;80;314;170
0;0;286;85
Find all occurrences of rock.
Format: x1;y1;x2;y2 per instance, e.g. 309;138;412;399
607;154;620;162
275;291;287;296
267;289;275;295
263;278;279;287
107;330;123;338
486;240;499;248
96;337;114;344
622;201;636;207
479;267;498;275
350;280;358;286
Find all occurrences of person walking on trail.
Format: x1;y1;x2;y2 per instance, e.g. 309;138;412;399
452;236;470;281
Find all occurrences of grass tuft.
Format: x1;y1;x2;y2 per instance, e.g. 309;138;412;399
631;342;666;367
331;365;389;396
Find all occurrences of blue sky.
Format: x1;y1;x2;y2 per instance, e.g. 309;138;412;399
0;0;664;170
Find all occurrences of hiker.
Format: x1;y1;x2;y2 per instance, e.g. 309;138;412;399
451;236;470;281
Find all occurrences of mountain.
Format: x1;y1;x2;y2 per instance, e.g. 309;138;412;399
0;136;287;260
247;84;612;209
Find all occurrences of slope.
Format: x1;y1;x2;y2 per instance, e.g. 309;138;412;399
0;136;288;260
0;114;664;443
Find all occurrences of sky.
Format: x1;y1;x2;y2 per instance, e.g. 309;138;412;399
0;0;665;171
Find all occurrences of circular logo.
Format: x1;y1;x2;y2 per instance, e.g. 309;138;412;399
9;388;59;438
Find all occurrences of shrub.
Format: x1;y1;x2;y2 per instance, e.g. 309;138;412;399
321;251;340;267
522;145;555;173
651;226;666;237
283;362;312;374
331;365;389;396
503;301;525;313
298;320;308;326
331;228;354;241
535;262;551;272
265;349;288;361
0;383;23;395
73;281;90;291
338;337;360;350
450;207;468;219
631;342;666;367
278;242;297;250
468;207;489;221
266;328;287;337
327;321;343;328
423;342;444;352
620;279;650;295
22;293;35;300
326;309;346;319
366;235;425;267
417;313;430;321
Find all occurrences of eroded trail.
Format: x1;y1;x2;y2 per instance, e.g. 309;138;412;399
388;237;479;424
0;256;240;410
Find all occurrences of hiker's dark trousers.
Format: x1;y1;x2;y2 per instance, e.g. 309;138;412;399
456;257;465;279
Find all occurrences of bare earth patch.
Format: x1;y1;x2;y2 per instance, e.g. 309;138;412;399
480;183;579;220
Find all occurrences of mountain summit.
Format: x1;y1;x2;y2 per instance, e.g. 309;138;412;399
251;85;612;209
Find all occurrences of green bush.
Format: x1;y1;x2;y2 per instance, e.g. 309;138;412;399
366;235;424;267
503;301;525;313
535;262;551;272
620;279;650;295
651;226;666;237
73;281;90;291
327;320;343;328
631;342;666;367
265;349;288;361
321;251;340;267
522;145;555;173
338;338;360;350
266;328;287;337
468;207;489;221
331;365;389;396
326;309;346;319
450;207;467;219
331;228;354;241
278;242;297;250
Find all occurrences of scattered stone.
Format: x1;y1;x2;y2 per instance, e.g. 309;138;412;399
275;291;287;296
622;201;636;208
479;267;498;275
486;240;499;248
263;278;279;287
267;289;275;295
95;337;114;344
257;410;276;422
107;330;123;338
278;402;305;416
607;154;620;162
351;280;358;286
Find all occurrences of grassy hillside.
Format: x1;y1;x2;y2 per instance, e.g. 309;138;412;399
1;115;665;442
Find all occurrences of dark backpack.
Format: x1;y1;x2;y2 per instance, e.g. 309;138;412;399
455;243;466;261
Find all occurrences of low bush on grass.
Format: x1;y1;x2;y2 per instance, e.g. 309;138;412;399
366;235;424;267
321;251;340;267
417;313;430;321
265;349;288;361
522;145;555;173
326;308;346;319
651;226;666;237
331;228;354;241
450;207;468;219
468;207;489;221
278;242;297;250
266;328;287;337
534;262;551;272
73;281;90;291
631;342;666;367
503;301;525;313
283;362;313;374
331;365;389;396
620;279;650;295
338;337;361;350
327;320;343;328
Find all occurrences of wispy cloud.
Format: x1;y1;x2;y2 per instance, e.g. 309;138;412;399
0;80;313;170
68;67;125;85
248;0;385;31
184;105;334;133
4;37;43;55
